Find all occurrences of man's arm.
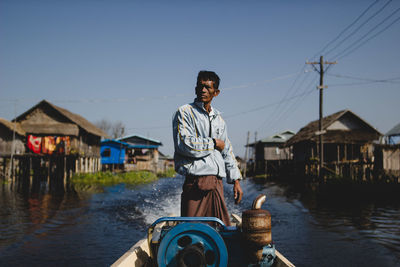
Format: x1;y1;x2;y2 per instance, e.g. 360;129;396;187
233;179;243;204
173;106;214;158
218;118;243;204
219;123;242;182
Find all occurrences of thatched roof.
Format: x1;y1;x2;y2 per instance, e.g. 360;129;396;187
286;110;382;146
0;118;25;136
20;123;79;136
14;100;108;137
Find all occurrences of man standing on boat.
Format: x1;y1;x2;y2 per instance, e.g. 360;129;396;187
172;70;243;226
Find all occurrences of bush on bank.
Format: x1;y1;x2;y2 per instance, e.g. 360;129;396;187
71;171;158;186
156;167;176;178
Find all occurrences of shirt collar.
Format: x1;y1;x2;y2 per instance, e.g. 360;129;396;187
193;98;219;117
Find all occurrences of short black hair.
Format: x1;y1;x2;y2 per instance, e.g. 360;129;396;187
197;70;220;90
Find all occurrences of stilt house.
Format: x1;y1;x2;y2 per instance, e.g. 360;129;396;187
117;134;162;171
374;123;400;180
13;100;108;173
247;131;295;174
100;139;135;170
286;110;381;179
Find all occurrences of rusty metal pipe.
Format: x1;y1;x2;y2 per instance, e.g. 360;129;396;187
251;194;266;210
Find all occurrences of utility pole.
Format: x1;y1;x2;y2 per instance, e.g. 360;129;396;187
253;131;257;173
8;101;17;179
243;131;250;178
306;56;337;179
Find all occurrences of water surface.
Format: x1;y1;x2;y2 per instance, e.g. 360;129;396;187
1;176;399;266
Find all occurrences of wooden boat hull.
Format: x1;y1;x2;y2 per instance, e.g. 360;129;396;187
112;236;295;267
112;213;295;266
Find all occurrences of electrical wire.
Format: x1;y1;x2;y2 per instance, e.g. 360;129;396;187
223;71;302;91
257;71;314;132
253;66;311;133
0;71;301;105
329;81;388;87
310;0;380;61
266;2;385;137
332;6;400;59
327;73;400;83
324;0;393;57
266;76;319;134
336;14;400;60
224;86;316;119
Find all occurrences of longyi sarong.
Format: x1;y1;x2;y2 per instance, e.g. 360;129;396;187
181;175;231;226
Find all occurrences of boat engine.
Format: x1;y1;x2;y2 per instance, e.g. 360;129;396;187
148;195;275;267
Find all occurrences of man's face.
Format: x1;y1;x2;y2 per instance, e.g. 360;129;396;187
195;80;220;103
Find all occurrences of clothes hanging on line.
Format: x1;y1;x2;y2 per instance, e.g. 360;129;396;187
42;136;56;154
27;135;42;154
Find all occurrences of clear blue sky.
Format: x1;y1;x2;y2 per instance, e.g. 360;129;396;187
1;0;399;157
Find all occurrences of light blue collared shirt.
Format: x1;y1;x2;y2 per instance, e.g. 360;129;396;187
172;99;242;183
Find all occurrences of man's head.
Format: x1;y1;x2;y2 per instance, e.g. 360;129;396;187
195;70;220;104
197;71;220;89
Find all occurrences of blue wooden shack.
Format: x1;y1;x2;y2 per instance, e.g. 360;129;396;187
101;135;163;171
118;134;162;171
100;139;133;165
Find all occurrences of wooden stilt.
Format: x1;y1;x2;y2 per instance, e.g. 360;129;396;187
2;158;5;179
63;156;67;190
29;156;32;192
47;156;50;186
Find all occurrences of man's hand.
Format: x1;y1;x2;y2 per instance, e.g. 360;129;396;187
214;139;225;152
233;180;243;204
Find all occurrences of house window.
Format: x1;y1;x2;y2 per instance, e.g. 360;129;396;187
102;148;111;157
275;147;280;155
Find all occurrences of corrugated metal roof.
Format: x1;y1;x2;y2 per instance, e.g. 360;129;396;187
101;139;158;149
117;134;162;145
386;122;400;137
247;130;295;146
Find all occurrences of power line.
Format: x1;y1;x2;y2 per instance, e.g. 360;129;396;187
265;2;383;135
224;86;316;119
223;71;302;91
324;0;393;57
255;0;398;140
335;13;400;60
0;71;300;105
267;76;319;134
117;86;319;131
310;0;380;61
257;70;314;132
254;67;312;132
118;84;319;132
332;6;400;59
330;81;387;87
327;72;400;83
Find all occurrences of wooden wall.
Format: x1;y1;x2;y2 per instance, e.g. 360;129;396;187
0;124;25;155
374;144;400;179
